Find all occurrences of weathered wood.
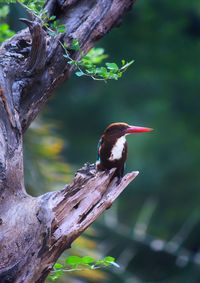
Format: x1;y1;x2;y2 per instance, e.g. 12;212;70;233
20;19;47;73
0;166;138;283
0;0;137;282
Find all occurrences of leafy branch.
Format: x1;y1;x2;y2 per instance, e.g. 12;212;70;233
49;255;119;281
2;0;134;82
18;0;46;17
63;41;134;82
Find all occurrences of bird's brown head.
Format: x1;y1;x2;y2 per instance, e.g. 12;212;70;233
103;122;153;140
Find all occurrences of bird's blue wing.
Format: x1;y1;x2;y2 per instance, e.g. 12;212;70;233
97;137;103;161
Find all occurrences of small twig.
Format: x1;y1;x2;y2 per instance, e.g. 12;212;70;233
52;266;102;273
17;1;45;22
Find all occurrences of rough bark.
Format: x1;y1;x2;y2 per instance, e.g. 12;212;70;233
0;0;137;282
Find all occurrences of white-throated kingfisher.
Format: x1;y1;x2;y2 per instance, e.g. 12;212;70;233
96;122;153;180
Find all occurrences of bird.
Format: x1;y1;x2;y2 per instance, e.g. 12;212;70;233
96;122;153;180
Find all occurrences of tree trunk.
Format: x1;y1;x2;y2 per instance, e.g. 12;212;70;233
0;0;137;282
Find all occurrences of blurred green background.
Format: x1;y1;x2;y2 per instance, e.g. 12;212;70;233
1;0;200;282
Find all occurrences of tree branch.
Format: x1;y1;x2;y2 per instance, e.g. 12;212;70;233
0;164;138;282
0;1;138;281
20;18;47;74
0;0;135;133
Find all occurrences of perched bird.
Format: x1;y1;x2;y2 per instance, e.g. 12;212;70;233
96;122;153;180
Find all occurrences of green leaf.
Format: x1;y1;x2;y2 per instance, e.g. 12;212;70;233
0;23;15;43
83;48;108;64
95;259;104;265
54;263;63;269
82;256;95;264
0;5;9;19
66;255;82;265
121;59;126;65
49;275;58;281
109;73;119;80
63;42;68;48
49;269;64;281
95;67;108;77
49;15;56;21
70;39;80;51
105;62;119;71
57;24;65;33
103;256;116;263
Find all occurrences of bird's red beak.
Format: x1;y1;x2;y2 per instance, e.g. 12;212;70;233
126;125;153;134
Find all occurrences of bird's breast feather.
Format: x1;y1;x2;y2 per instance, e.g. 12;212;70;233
109;136;126;161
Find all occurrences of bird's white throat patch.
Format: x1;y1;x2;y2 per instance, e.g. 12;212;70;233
109;136;126;161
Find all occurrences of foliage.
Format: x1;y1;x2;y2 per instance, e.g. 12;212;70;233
1;0;45;15
49;255;119;281
16;0;45;15
47;15;66;35
64;46;134;81
1;0;134;82
0;5;14;43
